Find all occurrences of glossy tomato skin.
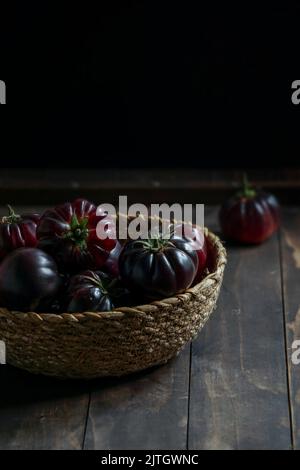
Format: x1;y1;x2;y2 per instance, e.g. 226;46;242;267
103;240;122;278
173;223;207;284
37;273;70;314
0;248;61;311
66;270;116;313
119;234;199;300
37;199;116;272
219;191;280;244
0;206;39;261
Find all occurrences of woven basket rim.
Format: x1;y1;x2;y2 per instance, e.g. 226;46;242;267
0;227;226;323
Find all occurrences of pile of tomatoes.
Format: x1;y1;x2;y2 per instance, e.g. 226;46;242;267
0;200;208;313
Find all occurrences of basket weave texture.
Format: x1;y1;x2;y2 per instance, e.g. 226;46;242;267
0;228;226;379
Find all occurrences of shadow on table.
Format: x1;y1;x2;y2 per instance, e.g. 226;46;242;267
0;362;168;408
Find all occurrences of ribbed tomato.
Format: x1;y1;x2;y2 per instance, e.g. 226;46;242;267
103;240;122;278
219;178;280;244
173;223;207;283
66;270;130;313
37;199;116;272
119;229;199;300
66;270;114;313
0;205;39;261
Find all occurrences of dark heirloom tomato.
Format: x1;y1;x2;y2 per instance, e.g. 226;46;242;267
37;199;116;272
0;205;39;260
0;248;61;311
173;223;207;283
103;240;122;278
119;232;199;300
67;270;119;313
219;178;280;244
37;273;70;314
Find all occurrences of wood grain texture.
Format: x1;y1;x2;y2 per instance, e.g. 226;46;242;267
188;207;292;450
0;205;91;449
280;207;300;449
0;168;300;205
2;168;300;190
84;346;191;450
0;366;90;450
0;205;296;450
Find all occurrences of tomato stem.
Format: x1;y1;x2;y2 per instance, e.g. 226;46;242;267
133;236;171;252
2;205;21;224
238;173;256;199
83;274;108;294
63;215;89;249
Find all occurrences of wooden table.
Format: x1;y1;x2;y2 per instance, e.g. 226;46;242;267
0;206;299;450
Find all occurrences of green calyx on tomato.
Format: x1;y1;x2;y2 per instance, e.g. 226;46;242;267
134;236;174;252
80;271;118;296
63;214;89;249
1;205;22;224
236;173;256;199
37;199;115;271
66;270;130;313
219;176;281;245
119;230;200;300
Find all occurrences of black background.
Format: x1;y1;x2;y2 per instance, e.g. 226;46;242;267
1;2;300;168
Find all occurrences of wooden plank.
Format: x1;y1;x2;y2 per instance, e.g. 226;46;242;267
0;168;299;205
0;168;300;190
84;346;191;450
0;204;294;449
0;366;90;450
280;207;300;449
0;204;191;449
0;205;91;450
188;207;291;449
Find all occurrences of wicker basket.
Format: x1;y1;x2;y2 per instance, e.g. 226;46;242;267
0;228;226;379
